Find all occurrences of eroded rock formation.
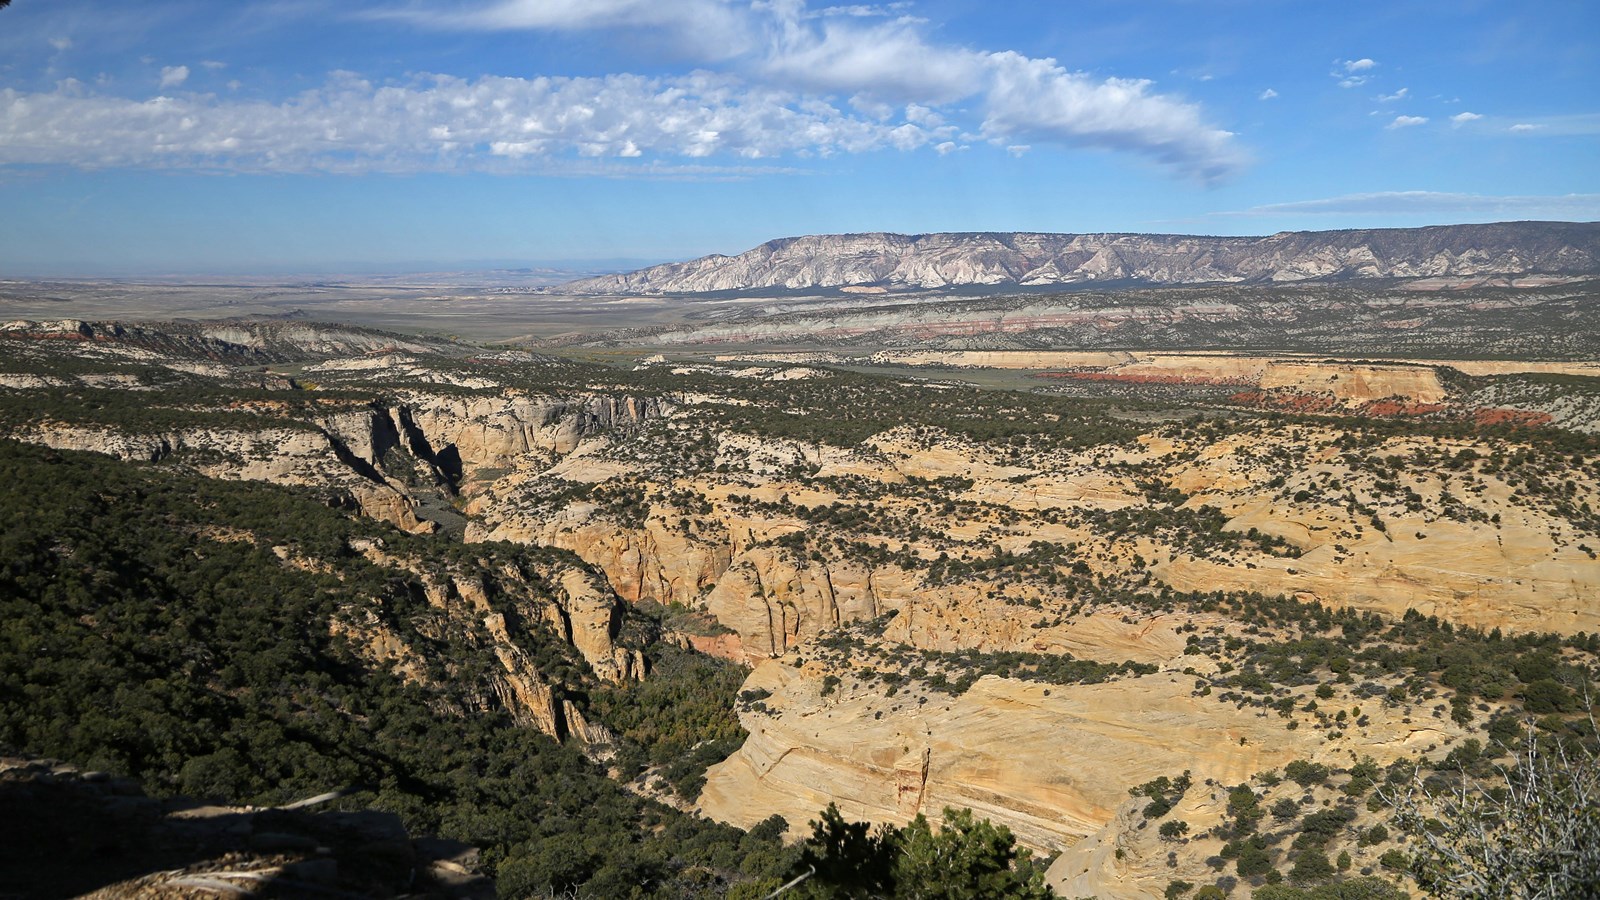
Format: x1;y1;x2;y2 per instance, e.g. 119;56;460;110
562;223;1600;293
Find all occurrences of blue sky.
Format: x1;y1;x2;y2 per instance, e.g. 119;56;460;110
1;0;1596;274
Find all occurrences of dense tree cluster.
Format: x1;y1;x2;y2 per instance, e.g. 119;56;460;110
793;804;1054;899
0;440;794;897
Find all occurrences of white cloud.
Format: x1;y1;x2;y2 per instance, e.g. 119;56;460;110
1377;88;1408;102
1509;123;1542;133
372;0;1247;181
980;52;1245;181
1214;191;1600;219
1331;59;1376;88
201;60;228;71
0;71;952;174
50;37;73;52
1387;115;1427;129
159;65;190;87
1006;144;1030;157
760;11;989;104
1450;111;1482;126
1258;88;1278;100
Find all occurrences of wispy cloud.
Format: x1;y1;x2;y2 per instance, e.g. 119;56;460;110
1213;191;1600;219
159;65;189;87
1444;112;1600;136
1258;88;1278;100
1387;115;1427;129
814;4;914;18
366;0;1248;181
1377;87;1408;102
759;9;987;104
365;0;764;63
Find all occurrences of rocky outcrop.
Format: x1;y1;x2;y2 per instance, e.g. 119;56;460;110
561;223;1600;294
1257;361;1448;405
16;390;668;535
472;504;911;663
1149;430;1600;635
346;539;639;691
405;391;669;480
0;318;457;362
699;663;1465;851
24;420;439;534
468;415;1599;678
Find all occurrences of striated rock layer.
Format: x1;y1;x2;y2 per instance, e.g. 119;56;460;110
562;222;1600;293
699;663;1464;852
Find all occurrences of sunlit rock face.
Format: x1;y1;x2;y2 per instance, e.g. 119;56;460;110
562;223;1600;293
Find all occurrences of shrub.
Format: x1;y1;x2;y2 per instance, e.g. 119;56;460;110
1285;759;1331;787
1236;841;1274;877
1378;849;1409;872
1289;849;1335;883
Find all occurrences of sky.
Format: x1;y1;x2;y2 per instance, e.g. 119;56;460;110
0;0;1597;275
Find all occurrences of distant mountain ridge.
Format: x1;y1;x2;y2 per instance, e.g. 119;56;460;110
559;221;1600;294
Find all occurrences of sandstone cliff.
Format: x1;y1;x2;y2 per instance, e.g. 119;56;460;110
21;389;668;535
469;418;1600;666
699;661;1464;852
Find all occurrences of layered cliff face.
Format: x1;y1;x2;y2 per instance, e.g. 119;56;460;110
699;660;1464;853
265;535;636;746
561;222;1600;293
471;416;1600;665
0;317;459;362
18;388;667;536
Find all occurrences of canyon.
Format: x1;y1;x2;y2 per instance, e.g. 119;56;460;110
2;312;1596;898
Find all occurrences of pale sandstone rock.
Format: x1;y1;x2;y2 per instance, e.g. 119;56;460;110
1259;360;1447;405
700;665;1464;853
